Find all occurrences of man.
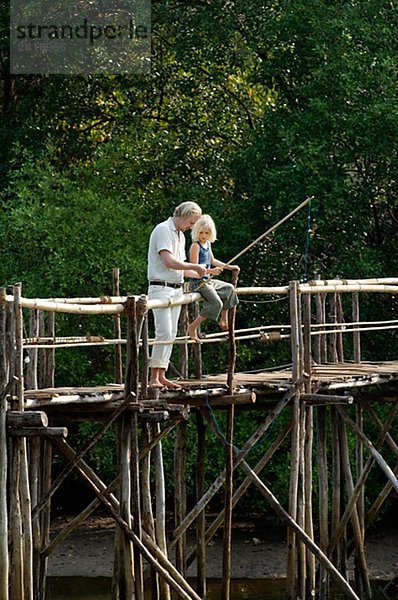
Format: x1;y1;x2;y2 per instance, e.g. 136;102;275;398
147;201;206;389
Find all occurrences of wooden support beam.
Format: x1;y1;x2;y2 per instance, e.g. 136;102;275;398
336;406;398;494
201;402;360;600
53;438;202;600
238;459;361;599
184;419;292;571
7;411;48;428
168;380;302;551
301;394;354;405
8;427;68;438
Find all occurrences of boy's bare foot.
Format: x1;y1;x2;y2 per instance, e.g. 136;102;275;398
188;322;201;342
219;321;229;331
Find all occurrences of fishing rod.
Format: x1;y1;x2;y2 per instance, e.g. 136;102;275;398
195;195;314;290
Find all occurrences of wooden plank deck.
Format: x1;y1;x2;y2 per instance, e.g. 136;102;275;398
22;361;398;412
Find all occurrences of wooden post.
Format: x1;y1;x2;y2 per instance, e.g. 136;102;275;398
352;292;361;364
174;421;187;576
179;304;189;380
221;272;238;600
317;405;329;598
330;407;344;573
336;294;345;362
355;401;365;593
141;424;159;600
38;440;52;600
192;302;202;380
125;296;144;600
328;293;338;363
195;411;206;597
0;289;9;600
153;423;171;600
25;310;38;390
113;268;123;384
141;316;149;400
45;311;55;388
338;418;371;597
314;276;326;363
287;281;302;599
14;284;33;600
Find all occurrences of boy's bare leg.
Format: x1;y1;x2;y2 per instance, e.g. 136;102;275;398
219;309;229;331
188;315;206;342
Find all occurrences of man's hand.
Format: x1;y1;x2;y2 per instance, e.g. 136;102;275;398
194;264;207;278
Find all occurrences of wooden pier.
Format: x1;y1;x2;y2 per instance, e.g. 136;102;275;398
1;275;398;599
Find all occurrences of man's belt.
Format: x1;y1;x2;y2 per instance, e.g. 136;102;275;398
149;280;183;289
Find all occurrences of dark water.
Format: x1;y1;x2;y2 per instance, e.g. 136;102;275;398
45;577;385;599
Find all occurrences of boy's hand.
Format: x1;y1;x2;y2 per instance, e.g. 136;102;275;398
209;267;223;276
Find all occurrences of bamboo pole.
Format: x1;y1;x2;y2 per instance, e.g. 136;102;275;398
0;289;9;600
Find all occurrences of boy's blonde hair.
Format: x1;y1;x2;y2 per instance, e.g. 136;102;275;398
191;214;217;243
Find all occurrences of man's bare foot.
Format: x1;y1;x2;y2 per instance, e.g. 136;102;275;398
159;377;182;390
188;322;201;342
148;380;164;389
219;321;229;331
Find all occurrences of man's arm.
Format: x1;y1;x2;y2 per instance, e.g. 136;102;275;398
159;250;207;278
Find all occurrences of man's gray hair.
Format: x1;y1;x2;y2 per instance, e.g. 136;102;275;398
174;201;202;219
